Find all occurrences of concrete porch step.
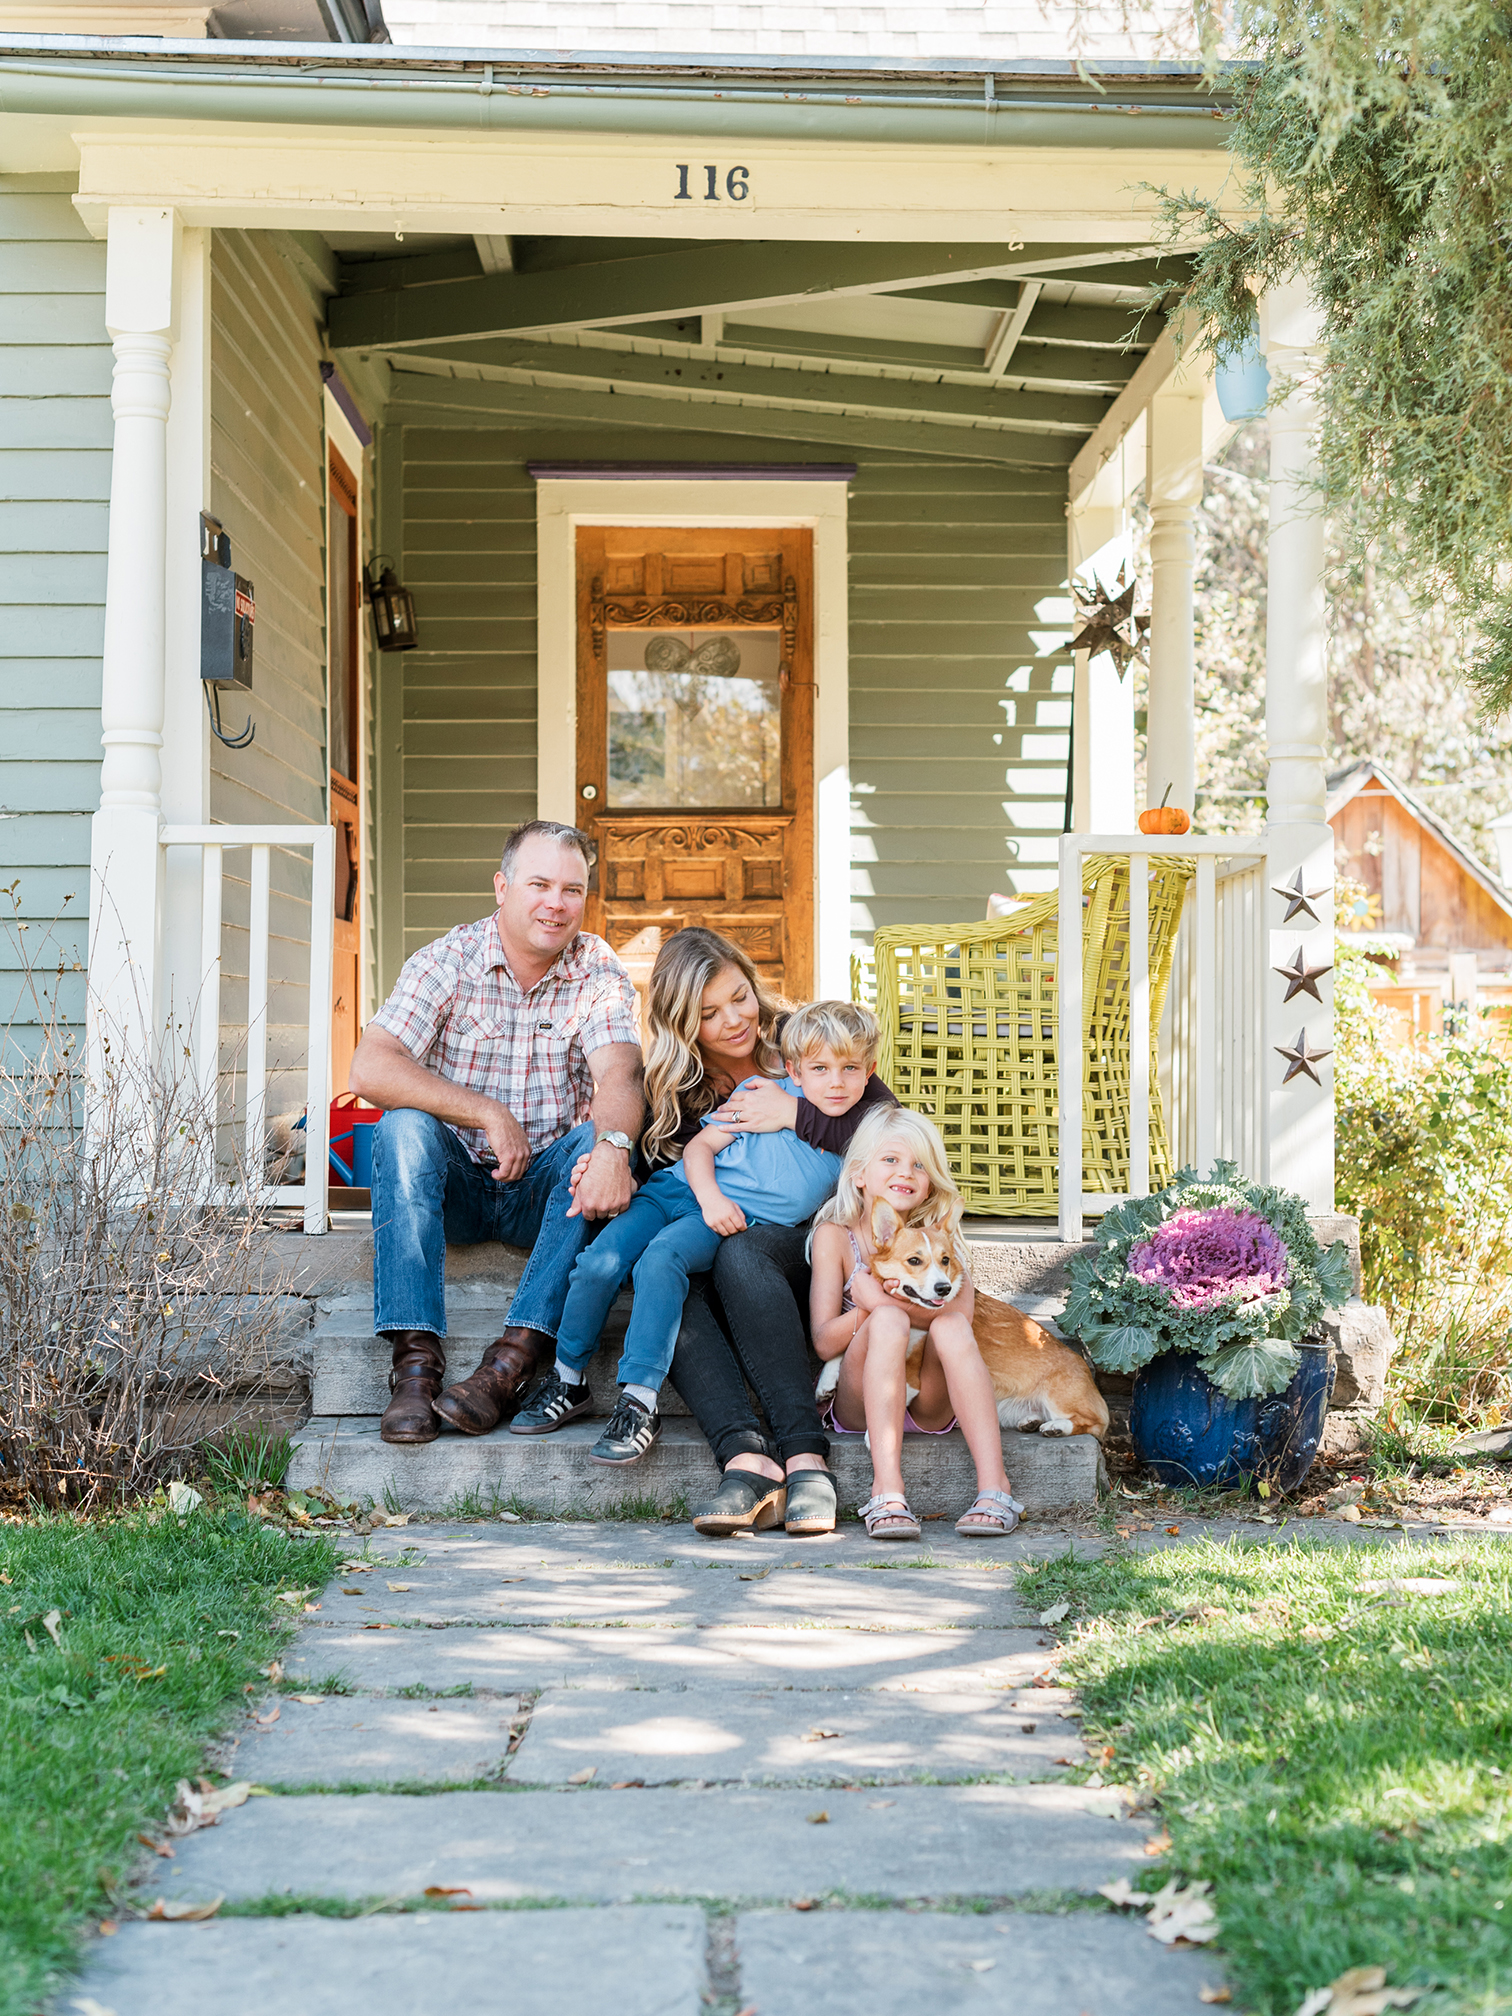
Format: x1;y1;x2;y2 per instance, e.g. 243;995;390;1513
286;1414;1102;1517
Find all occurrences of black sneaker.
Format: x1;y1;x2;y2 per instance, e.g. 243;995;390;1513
508;1369;594;1437
590;1392;660;1466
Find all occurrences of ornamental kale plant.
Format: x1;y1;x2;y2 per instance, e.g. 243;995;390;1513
1062;1163;1354;1400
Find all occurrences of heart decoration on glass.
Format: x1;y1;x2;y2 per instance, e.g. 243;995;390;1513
643;633;743;679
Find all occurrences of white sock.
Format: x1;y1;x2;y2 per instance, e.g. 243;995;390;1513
623;1382;658;1413
556;1358;586;1388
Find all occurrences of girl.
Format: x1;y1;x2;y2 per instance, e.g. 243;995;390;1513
809;1106;1024;1540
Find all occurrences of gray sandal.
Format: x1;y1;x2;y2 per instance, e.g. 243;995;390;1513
784;1469;837;1536
956;1488;1025;1537
859;1493;921;1541
692;1469;787;1537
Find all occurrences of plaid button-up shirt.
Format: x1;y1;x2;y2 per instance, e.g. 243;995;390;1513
369;914;640;1159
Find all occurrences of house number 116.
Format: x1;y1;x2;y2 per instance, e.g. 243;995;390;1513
675;164;750;201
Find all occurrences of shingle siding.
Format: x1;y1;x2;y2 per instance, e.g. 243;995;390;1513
0;173;107;1040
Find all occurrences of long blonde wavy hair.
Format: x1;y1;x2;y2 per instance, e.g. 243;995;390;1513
811;1105;966;1263
642;927;785;1164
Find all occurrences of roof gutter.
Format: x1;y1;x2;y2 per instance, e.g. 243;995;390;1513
0;38;1232;147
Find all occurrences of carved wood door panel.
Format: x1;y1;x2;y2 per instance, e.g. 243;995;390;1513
575;526;814;1001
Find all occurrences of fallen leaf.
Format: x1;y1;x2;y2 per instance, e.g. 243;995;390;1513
386;1582;413;1593
867;1800;896;1810
792;1897;815;1911
802;1728;843;1743
0;1571;10;1585
273;1589;314;1608
166;1482;202;1517
253;1706;280;1727
262;1661;284;1683
739;1567;772;1582
567;1767;596;1784
1021;1722;1037;1733
41;1608;62;1647
423;1885;472;1897
1098;1879;1143;1907
1145;1879;1219;1946
1038;1601;1070;1626
163;1780;251;1838
1295;1966;1426;2016
1199;1988;1232;2005
147;1895;223;1922
1054;1756;1080;1766
963;1958;996;1973
1143;1829;1173;1856
289;1694;326;1706
362;1622;395;1631
97;1921;118;1936
1338;1505;1363;1524
611;1780;645;1790
71;2000;118;2016
340;1588;366;1596
339;1560;374;1573
370;1511;410;1528
807;1809;829;1824
137;1833;174;1859
1166;1526;1182;1535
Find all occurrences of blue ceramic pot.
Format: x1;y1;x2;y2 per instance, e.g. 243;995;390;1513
1129;1337;1336;1493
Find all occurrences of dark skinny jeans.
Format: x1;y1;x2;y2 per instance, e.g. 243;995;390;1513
667;1223;830;1469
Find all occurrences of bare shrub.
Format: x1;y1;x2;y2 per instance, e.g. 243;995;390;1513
0;887;296;1510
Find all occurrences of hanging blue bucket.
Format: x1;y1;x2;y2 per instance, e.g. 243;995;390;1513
1130;1337;1335;1493
1215;317;1271;424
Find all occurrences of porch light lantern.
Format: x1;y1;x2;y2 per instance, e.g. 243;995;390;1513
364;556;418;652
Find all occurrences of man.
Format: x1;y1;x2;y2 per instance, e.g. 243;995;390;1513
349;820;643;1445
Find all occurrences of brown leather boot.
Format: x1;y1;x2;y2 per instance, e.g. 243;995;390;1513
379;1331;447;1445
432;1326;554;1437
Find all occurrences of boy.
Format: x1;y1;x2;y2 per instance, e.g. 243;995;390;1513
510;1000;879;1464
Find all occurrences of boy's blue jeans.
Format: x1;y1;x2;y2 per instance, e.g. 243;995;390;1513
370;1107;598;1340
555;1172;721;1393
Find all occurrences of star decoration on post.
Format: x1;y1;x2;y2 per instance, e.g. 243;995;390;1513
1272;868;1331;924
1274;944;1333;1003
1070;566;1150;682
1275;1027;1333;1085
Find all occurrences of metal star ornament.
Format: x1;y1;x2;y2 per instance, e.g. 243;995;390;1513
1274;944;1333;1003
1070;566;1150;682
1275;1027;1333;1085
1272;868;1331;924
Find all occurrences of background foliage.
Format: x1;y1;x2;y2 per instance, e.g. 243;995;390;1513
1164;0;1512;713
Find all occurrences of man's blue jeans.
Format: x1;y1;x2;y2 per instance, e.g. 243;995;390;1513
370;1108;597;1340
555;1171;722;1393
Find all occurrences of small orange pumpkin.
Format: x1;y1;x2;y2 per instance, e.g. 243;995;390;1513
1138;784;1191;836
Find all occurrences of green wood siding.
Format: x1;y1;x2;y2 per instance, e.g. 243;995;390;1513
375;414;1071;1001
209;229;329;1117
0;174;107;1035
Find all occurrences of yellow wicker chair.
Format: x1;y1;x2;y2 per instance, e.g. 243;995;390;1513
860;855;1193;1217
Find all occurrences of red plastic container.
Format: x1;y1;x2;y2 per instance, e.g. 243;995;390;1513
329;1093;381;1187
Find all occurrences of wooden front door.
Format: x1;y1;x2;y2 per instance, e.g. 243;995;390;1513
328;445;361;1095
575;526;814;1002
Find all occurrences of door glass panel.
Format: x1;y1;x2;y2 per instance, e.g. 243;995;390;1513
606;627;782;809
329;503;355;782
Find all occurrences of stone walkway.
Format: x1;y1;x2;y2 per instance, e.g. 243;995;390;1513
80;1517;1241;2015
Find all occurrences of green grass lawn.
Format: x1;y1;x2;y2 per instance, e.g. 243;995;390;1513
1018;1535;1512;2016
0;1506;337;2016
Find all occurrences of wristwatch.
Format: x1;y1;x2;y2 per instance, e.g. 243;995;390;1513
594;1129;634;1155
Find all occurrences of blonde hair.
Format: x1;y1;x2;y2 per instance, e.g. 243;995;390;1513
780;999;880;1070
813;1105;965;1259
642;927;785;1164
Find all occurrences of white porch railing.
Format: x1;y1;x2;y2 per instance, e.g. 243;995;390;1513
1058;832;1269;1242
160;825;335;1236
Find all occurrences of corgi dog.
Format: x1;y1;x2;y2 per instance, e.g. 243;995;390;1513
815;1198;1109;1441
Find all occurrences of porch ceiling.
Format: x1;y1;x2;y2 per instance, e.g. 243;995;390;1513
329;231;1179;465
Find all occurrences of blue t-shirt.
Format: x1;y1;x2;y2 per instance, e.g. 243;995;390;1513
657;1075;843;1227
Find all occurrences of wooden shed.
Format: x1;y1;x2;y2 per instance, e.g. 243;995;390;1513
1328;760;1512;1040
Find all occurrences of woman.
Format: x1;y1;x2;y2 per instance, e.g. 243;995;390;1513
640;927;896;1537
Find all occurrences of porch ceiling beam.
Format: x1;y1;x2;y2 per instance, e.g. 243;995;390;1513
897;287;1164;345
381;366;1080;467
327;239;1141;352
984;281;1043;379
396;340;1113;433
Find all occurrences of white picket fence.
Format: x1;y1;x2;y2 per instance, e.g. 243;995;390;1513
1057;832;1269;1242
160;824;334;1236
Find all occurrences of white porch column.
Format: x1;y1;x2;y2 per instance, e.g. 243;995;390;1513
160;225;212;1046
87;207;181;1077
1144;383;1205;817
1067;472;1135;835
1260;278;1334;1209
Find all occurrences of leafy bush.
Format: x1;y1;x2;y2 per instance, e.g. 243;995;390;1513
1334;941;1512;1426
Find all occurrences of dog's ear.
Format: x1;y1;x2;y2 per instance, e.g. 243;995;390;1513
869;1196;902;1246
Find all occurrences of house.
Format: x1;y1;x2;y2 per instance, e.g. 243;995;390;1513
0;0;1338;1232
1329;759;1512;1043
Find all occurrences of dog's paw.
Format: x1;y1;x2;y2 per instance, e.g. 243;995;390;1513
814;1358;841;1401
1038;1421;1075;1437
